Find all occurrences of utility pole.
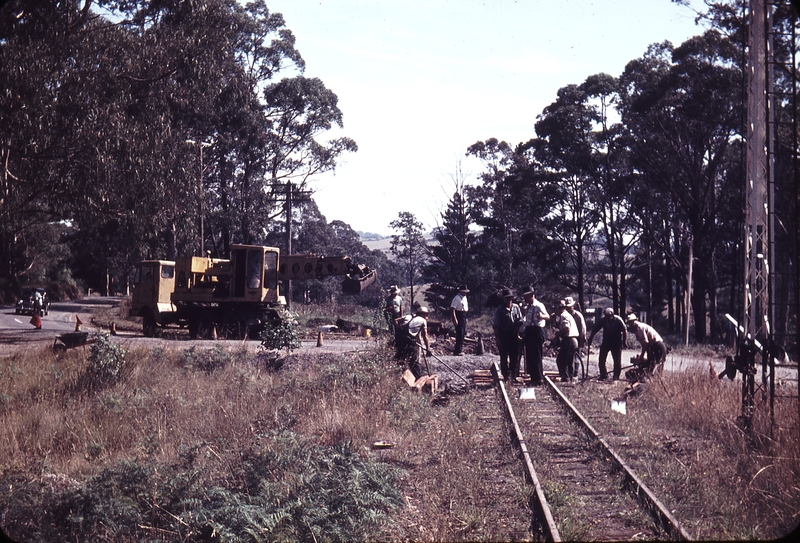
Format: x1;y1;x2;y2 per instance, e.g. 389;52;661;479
186;139;213;255
285;181;293;308
742;0;770;425
273;181;311;308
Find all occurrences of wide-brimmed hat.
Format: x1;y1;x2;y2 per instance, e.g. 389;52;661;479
522;286;535;296
500;288;513;298
564;296;576;307
389;285;398;292
557;300;567;309
603;307;614;316
457;284;470;293
416;306;429;315
626;314;638;323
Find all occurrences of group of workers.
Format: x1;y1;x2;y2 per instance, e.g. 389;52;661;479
385;284;667;384
494;286;667;384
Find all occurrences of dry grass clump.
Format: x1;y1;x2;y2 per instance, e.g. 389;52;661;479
565;367;800;540
0;340;409;541
1;336;536;542
376;392;535;542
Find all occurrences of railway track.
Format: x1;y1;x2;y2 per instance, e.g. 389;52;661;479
488;361;694;541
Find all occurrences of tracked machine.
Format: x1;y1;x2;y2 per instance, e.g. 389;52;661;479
130;244;377;338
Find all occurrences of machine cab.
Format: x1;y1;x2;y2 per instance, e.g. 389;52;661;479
131;260;176;314
230;244;282;304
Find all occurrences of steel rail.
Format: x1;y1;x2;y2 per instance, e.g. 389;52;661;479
490;361;561;542
542;374;695;541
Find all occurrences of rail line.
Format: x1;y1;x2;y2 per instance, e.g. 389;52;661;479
489;361;694;541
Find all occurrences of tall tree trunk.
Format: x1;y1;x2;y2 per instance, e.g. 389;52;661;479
166;222;177;261
619;237;627;318
692;235;707;343
667;251;675;334
685;236;693;345
676;278;683;334
606;207;619;313
646;237;653;324
577;235;585;312
708;246;719;342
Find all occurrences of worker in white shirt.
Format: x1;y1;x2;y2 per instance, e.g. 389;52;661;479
450;284;469;355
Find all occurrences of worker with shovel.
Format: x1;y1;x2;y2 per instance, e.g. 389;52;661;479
403;306;432;379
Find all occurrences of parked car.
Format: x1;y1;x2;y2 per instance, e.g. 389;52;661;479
16;288;50;316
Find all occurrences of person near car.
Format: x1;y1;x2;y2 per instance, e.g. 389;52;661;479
587;308;628;380
450;284;469;356
33;289;42;317
493;288;523;383
519;286;549;386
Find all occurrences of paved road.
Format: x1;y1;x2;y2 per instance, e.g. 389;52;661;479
0;298;123;348
0;299;793;386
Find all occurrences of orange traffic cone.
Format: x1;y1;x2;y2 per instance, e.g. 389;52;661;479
75;315;83;331
30;313;42;329
317;331;324;347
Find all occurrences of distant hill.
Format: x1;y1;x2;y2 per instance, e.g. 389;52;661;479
356;231;385;241
363;237;392;254
362;234;437;258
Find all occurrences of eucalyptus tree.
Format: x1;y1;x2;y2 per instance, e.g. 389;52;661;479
529;73;641;314
466;138;564;299
0;0;170;291
389;211;427;308
619;31;742;342
465;138;518;287
260;75;357;255
532;83;597;312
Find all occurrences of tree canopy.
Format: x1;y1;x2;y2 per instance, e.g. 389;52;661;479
0;0;356;296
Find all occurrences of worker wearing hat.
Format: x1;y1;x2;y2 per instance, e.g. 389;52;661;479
587;308;628;380
626;314;667;374
493;288;523;383
519;286;549;385
555;300;579;382
404;306;432;379
384;285;403;335
564;297;586;378
450;284;470;356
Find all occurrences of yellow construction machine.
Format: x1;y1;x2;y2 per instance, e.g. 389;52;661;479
130;244;377;338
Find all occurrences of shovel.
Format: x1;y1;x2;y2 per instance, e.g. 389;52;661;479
427;350;471;385
582;346;590;379
419;344;432;376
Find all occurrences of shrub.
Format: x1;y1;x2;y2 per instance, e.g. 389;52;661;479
260;310;300;354
182;345;233;374
86;334;127;389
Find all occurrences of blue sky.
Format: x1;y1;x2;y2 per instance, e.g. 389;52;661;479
265;0;705;236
